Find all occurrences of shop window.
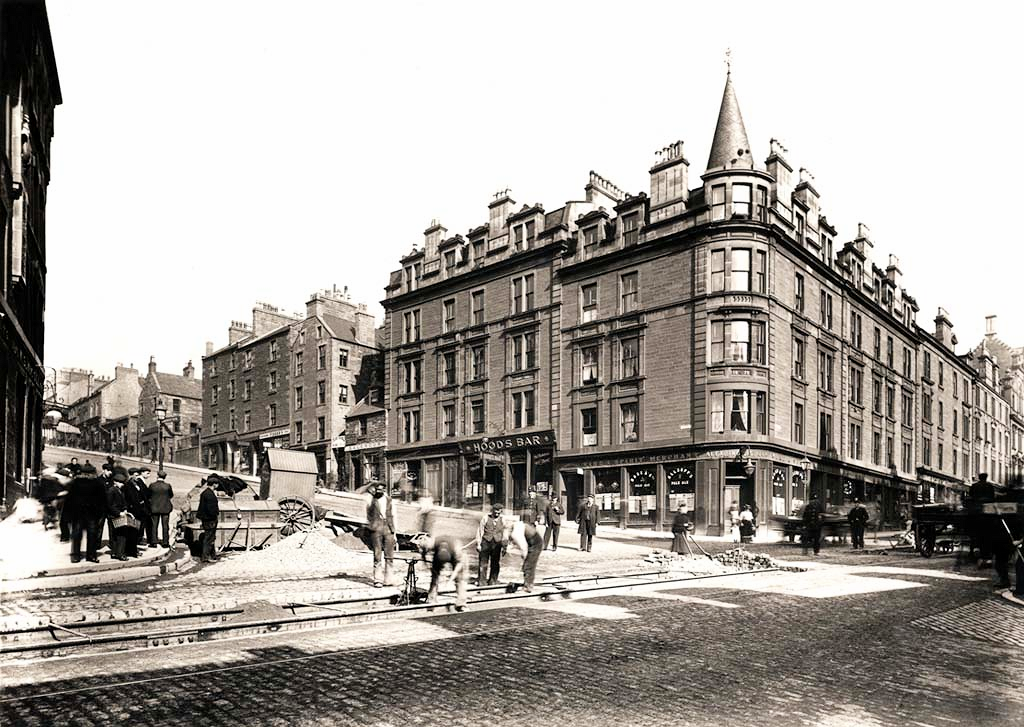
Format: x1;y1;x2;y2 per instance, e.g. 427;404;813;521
627;467;657;525
791;472;806;517
666;465;696;514
771;467;787;516
620;402;638;443
581;407;597;446
595;469;621;521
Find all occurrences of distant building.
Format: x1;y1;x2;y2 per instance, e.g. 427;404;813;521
201;292;381;485
138;358;202;466
66;365;141;452
1;0;61;508
342;394;386;490
202;303;300;474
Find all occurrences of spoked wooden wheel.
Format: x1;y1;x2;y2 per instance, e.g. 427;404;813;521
278;496;316;536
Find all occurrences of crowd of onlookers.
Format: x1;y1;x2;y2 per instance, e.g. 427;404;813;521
35;456;175;563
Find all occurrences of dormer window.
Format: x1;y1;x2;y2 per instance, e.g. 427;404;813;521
444;249;456;275
582;225;599;249
622;213;640;246
404;263;421;292
795;212;805;240
821;234;833;266
732;184;751;218
512;220;536;252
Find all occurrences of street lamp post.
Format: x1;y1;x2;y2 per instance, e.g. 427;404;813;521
155;398;167;473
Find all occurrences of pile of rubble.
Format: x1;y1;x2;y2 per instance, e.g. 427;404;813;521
712;548;806;572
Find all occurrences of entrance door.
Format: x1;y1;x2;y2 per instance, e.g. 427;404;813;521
723;485;740;531
561;471;583;521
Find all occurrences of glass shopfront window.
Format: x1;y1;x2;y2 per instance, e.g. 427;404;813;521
771;466;787;516
627;467;657;526
594;468;622;525
790;472;806;517
665;463;696;517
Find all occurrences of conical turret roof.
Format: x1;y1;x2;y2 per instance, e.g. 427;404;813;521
707;72;752;171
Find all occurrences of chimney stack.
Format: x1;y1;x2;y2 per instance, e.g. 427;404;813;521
205;341;214;356
148;356;157;376
985;315;996;337
934;307;956;352
183;360;195;378
886;254;901;287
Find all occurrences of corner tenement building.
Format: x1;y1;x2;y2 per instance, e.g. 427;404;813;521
1;0;60;509
381;72;1021;535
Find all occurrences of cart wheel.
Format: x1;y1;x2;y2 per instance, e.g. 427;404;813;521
278;497;316;536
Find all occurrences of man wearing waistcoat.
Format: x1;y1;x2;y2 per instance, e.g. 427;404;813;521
367;483;397;587
476;503;510;585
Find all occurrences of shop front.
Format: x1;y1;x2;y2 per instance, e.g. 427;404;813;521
386;430;556;514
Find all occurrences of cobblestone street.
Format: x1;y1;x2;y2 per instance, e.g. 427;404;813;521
2;551;1021;727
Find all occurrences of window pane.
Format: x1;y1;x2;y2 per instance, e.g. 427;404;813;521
731;249;751;291
730;391;749;432
729;321;750;362
711;392;724;433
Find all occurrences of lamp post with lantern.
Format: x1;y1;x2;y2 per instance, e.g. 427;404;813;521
155;398;167;473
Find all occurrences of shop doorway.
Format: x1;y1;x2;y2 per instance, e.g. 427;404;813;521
725;462;755;523
510;450;528;516
561;470;583;521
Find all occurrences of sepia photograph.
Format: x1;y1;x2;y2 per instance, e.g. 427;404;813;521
1;1;1022;724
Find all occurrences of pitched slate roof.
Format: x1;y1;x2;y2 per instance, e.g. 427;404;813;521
322;314;366;347
155;372;202;399
346;400;384;419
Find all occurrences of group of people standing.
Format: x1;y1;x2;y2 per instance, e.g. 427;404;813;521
49;457;174;563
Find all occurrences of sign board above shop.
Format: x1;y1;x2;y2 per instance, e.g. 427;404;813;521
458;431;555;455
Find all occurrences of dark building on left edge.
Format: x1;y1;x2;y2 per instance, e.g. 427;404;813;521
1;0;61;510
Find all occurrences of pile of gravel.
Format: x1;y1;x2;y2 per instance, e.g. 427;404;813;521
188;531;373;581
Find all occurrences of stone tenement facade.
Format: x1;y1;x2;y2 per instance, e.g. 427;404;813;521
66;365;141;453
381;70;1023;534
138;358;203;467
1;0;60;508
203;303;299;475
202;292;381;485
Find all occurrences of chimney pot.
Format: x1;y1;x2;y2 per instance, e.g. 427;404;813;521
985;315;996;336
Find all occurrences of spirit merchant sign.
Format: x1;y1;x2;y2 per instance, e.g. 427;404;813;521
459;431;555;455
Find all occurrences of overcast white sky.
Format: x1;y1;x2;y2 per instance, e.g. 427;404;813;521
43;0;1023;377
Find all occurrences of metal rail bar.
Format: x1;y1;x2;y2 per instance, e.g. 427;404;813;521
0;567;779;655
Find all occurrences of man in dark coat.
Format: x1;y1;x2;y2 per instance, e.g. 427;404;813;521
196;479;220;563
148;471;174;548
544;496;564;551
576;494;599;552
106;475;129;561
67;464;107;563
847;499;869;549
967;473;997;563
120;468;144;557
802;494;826;555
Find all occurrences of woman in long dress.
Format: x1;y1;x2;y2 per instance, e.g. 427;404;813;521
671;504;693;554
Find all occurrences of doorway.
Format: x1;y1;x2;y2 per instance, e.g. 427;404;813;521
561;470;583;521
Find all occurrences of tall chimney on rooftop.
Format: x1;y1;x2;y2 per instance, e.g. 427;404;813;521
985;315;996;337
